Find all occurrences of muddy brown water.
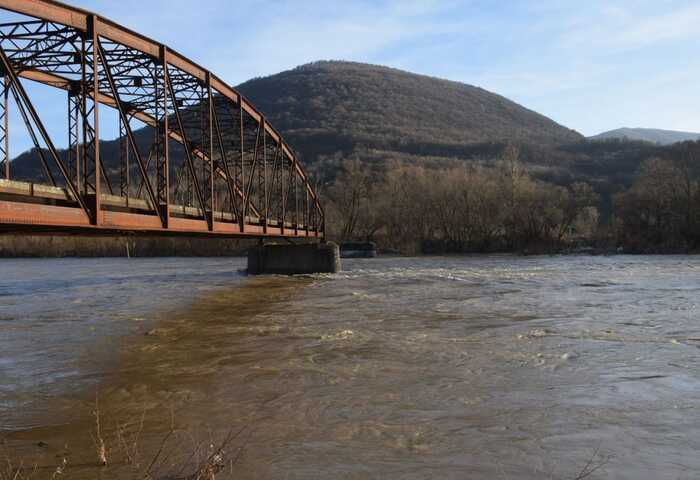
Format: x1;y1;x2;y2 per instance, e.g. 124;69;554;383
1;255;700;479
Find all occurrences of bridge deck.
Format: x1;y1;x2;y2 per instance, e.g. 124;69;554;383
0;179;319;238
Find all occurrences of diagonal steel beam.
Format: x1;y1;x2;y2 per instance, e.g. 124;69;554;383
211;102;239;221
96;38;163;224
243;121;261;220
0;43;89;216
135;143;154;199
268;143;282;226
166;70;208;227
7;81;55;185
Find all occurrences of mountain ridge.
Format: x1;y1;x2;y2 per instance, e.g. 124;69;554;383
589;127;700;145
236;61;584;166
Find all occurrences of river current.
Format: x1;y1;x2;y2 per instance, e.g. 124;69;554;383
1;255;700;479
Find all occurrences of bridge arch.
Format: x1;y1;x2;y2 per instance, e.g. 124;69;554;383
0;0;324;239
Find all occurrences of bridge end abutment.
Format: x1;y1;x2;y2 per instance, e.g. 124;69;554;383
247;242;341;275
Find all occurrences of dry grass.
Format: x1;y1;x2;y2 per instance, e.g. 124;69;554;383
1;396;250;480
1;436;39;480
572;445;610;480
91;395;249;480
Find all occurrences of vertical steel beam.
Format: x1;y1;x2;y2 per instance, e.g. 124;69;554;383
262;127;268;233
68;88;80;190
118;115;129;200
79;34;88;196
279;149;287;235
281;156;286;235
1;75;8;180
157;45;169;226
268;142;280;229
206;73;214;230
238;101;245;232
305;187;310;236
88;15;100;225
293;161;299;235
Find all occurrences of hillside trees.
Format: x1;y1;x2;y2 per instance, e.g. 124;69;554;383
325;147;599;253
614;142;700;251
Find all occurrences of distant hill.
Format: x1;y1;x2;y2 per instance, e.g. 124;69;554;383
589;128;700;145
237;61;583;172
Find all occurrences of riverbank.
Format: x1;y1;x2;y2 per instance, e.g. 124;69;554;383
0;235;255;257
1;234;697;258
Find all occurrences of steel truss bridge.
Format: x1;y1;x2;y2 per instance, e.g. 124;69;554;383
0;0;324;239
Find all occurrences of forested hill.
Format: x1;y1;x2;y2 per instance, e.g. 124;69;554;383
237;61;583;168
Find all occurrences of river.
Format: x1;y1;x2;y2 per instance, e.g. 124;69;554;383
1;255;700;479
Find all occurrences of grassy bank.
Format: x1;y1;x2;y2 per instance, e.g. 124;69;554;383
0;235;256;258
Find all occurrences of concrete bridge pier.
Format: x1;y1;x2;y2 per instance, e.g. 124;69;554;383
247;241;341;275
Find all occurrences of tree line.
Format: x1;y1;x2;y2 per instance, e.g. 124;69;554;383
324;145;599;253
614;142;700;252
323;141;700;254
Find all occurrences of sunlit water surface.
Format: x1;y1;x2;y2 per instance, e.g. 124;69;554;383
1;255;700;479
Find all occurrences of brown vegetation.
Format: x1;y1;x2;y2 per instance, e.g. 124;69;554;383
614;142;700;252
0;236;253;258
324;145;599;254
1;397;248;480
325;140;700;254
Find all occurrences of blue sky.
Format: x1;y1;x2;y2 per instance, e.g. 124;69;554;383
4;0;700;154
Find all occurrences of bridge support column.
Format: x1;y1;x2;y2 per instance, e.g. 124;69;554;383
247;242;340;275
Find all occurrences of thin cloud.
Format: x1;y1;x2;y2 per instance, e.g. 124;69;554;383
614;4;700;49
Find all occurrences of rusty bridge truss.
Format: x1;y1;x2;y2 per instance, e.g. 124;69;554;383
0;0;324;239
